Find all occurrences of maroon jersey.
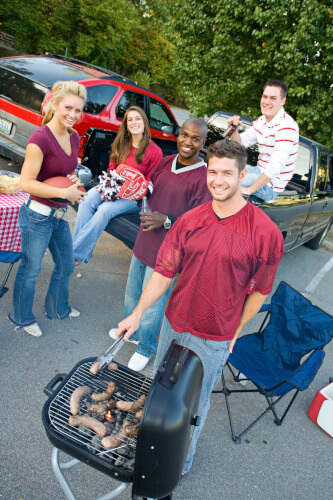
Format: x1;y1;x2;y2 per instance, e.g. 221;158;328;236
155;201;284;341
133;154;212;268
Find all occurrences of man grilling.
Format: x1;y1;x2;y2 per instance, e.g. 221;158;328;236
114;139;284;475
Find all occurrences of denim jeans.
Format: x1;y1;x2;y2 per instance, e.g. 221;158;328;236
9;203;75;327
242;165;278;201
124;255;173;358
72;187;140;264
154;316;230;475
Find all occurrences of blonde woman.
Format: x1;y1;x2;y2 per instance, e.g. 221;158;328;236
9;81;87;337
72;106;162;265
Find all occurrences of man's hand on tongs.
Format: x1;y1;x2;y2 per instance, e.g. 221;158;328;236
115;312;141;341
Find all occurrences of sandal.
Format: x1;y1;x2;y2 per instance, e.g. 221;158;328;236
23;323;43;337
69;308;80;318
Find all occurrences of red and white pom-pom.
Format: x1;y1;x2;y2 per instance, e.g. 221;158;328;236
96;170;125;202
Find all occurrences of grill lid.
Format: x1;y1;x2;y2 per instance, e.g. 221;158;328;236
133;341;203;498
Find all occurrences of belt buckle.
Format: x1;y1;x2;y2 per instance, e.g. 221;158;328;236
54;207;67;220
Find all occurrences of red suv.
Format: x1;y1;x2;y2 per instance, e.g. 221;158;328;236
0;54;180;164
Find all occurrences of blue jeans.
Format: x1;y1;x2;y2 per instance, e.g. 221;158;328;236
9;203;75;327
72;187;140;263
124;255;173;358
242;165;278;201
154;317;230;475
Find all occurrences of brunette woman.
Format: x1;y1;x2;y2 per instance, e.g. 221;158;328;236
9;81;87;337
72;106;162;265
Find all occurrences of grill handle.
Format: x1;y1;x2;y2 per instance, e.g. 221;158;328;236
43;373;67;397
169;347;189;384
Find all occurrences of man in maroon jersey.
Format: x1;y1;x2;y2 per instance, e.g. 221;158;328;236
114;139;284;474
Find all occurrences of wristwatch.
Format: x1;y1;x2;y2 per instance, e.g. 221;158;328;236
164;216;172;230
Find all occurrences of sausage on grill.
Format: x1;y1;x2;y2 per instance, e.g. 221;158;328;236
70;386;92;415
68;415;108;437
101;421;139;448
87;399;116;415
116;394;146;412
90;361;118;375
91;381;116;402
135;409;143;420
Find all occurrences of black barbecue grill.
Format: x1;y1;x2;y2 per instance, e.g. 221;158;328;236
42;341;203;500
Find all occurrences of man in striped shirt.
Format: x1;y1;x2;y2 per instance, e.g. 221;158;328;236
228;79;299;201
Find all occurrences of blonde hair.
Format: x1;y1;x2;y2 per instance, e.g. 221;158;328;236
42;80;87;132
110;106;151;165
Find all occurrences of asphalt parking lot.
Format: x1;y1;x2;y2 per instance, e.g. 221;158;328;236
1;203;333;500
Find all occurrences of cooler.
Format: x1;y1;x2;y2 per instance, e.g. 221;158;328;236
308;380;333;437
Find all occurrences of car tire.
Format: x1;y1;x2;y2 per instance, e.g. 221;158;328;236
305;221;332;250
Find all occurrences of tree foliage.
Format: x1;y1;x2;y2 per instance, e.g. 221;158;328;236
0;0;176;101
169;0;333;147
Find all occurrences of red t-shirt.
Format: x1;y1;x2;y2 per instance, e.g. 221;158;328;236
108;141;162;182
155;201;284;341
133;154;212;268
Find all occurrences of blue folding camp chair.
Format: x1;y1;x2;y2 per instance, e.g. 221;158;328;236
215;281;333;443
0;250;21;298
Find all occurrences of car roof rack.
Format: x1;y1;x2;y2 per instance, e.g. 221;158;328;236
42;54;136;85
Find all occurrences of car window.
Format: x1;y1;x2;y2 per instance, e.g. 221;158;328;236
84;85;117;115
288;145;311;192
328;155;333;191
206;114;258;167
116;91;145;120
314;151;328;192
0;67;48;112
149;98;176;133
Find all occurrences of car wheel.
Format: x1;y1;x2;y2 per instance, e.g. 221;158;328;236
305;221;332;250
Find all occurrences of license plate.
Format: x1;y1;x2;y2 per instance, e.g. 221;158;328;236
0;116;13;135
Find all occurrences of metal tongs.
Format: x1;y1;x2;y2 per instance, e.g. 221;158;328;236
97;334;125;372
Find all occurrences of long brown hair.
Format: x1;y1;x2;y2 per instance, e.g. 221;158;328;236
42;81;87;133
110;106;151;165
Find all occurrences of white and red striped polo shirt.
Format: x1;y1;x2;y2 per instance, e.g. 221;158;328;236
240;107;299;193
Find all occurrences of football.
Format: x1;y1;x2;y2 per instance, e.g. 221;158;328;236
43;176;86;204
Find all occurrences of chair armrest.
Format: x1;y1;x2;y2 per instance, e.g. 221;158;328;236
286;349;325;391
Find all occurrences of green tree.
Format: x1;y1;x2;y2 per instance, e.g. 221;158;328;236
169;0;333;147
1;0;177;103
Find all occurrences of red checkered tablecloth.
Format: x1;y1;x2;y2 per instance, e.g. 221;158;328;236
0;190;29;252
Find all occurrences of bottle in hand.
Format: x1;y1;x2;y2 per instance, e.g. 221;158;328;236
141;196;151;228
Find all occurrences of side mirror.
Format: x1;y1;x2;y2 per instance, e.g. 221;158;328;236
76;165;92;188
174;125;181;136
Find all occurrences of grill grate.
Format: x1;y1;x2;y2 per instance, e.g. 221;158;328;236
48;360;152;472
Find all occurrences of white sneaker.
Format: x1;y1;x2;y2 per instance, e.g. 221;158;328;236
128;352;150;371
108;328;139;344
23;323;43;337
69;308;80;318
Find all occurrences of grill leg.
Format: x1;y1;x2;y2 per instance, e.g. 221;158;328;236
51;447;130;500
52;448;78;500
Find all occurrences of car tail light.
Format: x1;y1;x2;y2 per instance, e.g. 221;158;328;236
78;135;88;162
